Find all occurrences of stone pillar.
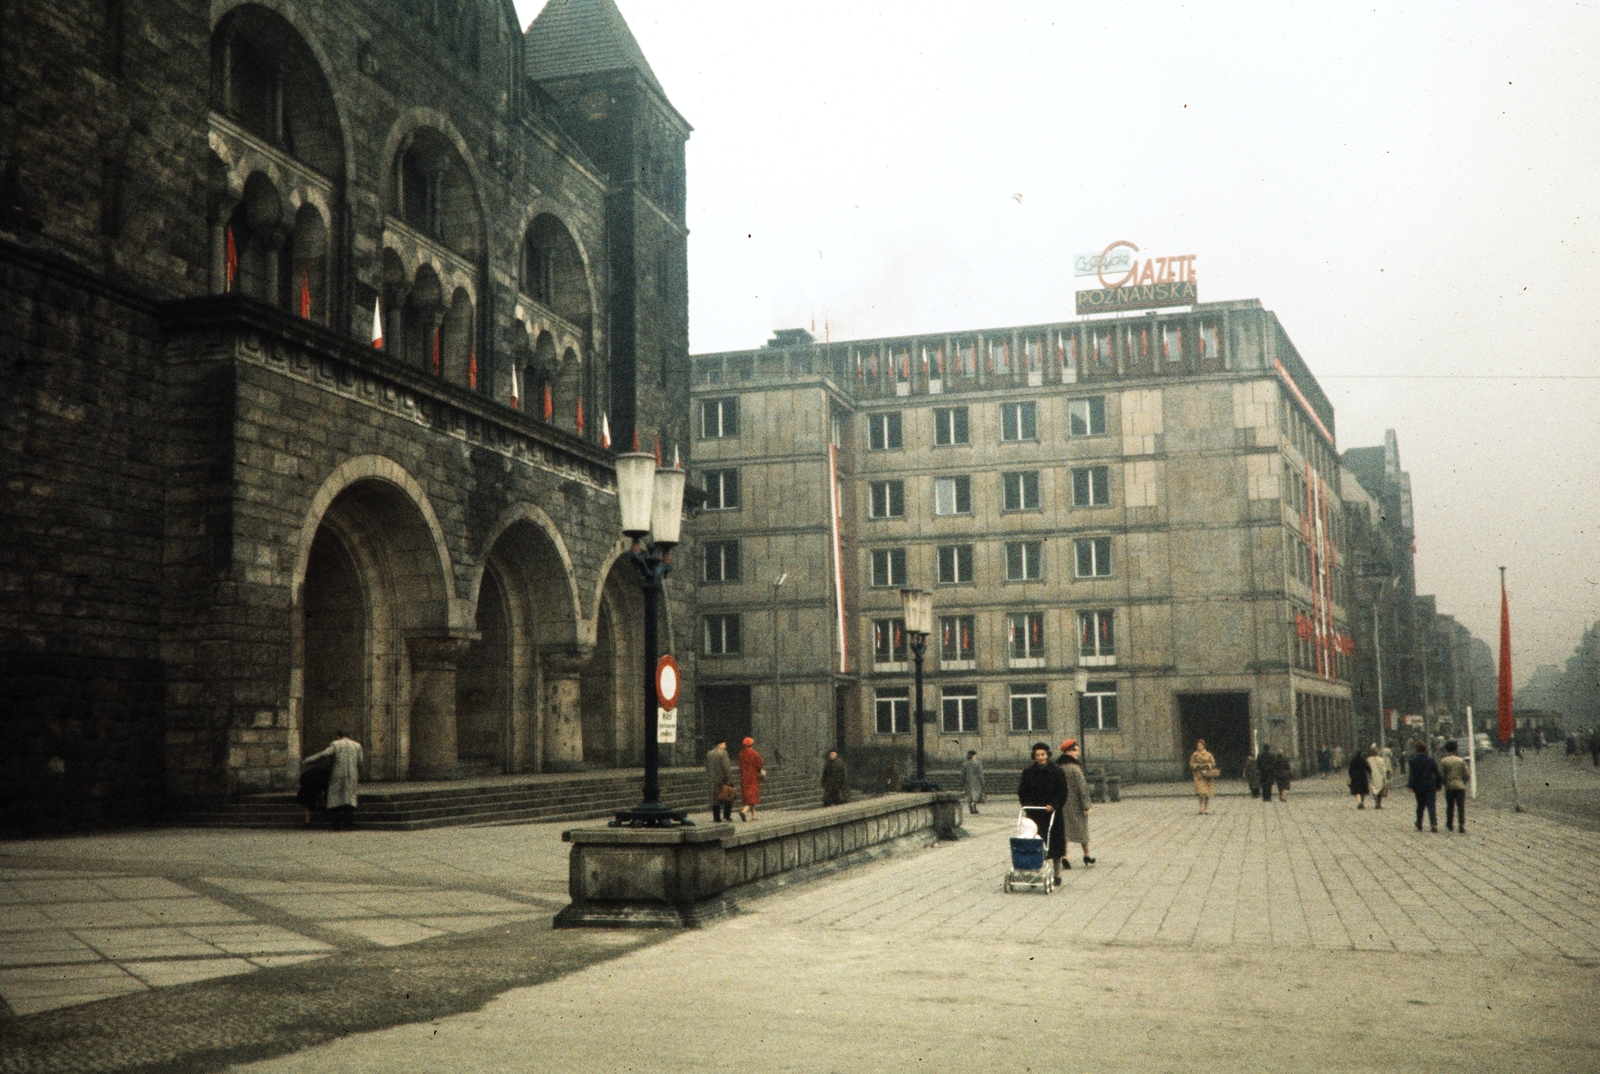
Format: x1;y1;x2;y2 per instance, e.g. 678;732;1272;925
541;646;592;772
408;636;471;780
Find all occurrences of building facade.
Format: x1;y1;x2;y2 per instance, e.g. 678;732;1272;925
689;300;1360;782
0;0;694;832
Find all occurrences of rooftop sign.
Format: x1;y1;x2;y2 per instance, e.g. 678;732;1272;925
1074;240;1199;314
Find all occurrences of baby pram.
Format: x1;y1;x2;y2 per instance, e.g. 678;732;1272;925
1004;805;1056;894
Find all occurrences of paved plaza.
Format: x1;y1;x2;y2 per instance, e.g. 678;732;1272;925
2;751;1597;1072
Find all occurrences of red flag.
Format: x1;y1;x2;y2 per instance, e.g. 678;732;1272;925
431;328;441;375
654;432;661;464
370;297;384;350
509;363;520;408
467;346;477;389
576;397;584;434
631;427;640;452
225;227;237;291
1497;571;1514;744
299;273;311;319
542;382;553;421
601;414;611;449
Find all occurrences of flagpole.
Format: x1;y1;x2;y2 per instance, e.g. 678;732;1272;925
1465;705;1477;800
1499;565;1522;814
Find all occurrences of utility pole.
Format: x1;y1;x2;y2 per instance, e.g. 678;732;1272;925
771;570;787;765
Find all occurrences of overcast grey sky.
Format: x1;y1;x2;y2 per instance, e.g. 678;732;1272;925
518;1;1600;683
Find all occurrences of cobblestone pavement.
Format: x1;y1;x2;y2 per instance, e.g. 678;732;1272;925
4;778;1598;1073
1470;746;1600;832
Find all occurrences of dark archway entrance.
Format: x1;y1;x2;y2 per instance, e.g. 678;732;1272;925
302;528;364;756
1177;692;1253;778
456;566;510;773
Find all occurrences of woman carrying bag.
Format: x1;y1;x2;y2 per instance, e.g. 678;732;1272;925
1189;739;1219;815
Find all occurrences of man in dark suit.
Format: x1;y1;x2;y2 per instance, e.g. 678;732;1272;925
1407;739;1442;832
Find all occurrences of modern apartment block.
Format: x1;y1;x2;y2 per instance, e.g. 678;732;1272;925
689;300;1358;781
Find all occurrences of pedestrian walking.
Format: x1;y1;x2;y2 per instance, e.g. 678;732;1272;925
1348;746;1370;808
1243;749;1261;799
1366;744;1390;809
1272;748;1293;801
303;732;362;831
738;736;765;821
959;750;985;814
1056;739;1094;867
884;759;901;793
821;749;849;806
705;740;736;822
1189;739;1218;815
1258;745;1276;803
1018;742;1069;879
1439;740;1468;834
1407;739;1441;832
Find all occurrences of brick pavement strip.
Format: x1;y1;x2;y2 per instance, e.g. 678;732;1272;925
1;778;1598;1072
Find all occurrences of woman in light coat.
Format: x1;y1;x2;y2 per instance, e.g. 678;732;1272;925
304;732;363;830
1056;740;1094;866
1189;739;1218;814
1365;743;1390;810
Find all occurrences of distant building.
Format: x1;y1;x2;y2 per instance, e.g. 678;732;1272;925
689;299;1359;781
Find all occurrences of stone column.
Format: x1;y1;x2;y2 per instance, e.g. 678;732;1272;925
408;636;471;780
541;646;593;772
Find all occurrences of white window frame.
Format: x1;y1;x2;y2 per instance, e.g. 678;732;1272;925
703;540;741;583
701;469;740;511
934;475;972;516
1078;609;1115;667
867;412;903;451
872;617;909;669
939;614;976;668
1068;396;1106;437
1010;685;1048;733
936;544;974;585
870;548;907;587
1007;612;1045;666
941;687;979;734
1000;401;1038;442
1004;541;1043;582
700;397;739;439
704;614;742;655
869;480;905;519
875;689;911;735
1002;471;1041;512
1072;466;1110;507
1074;537;1113;578
933;406;970;446
1080;680;1119;730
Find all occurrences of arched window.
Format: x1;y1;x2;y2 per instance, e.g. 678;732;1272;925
392;129;482;260
209;6;343;179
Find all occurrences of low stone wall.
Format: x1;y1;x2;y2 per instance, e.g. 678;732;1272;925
554;792;965;928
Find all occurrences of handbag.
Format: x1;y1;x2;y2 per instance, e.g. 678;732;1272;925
716;783;735;804
1206;767;1221;779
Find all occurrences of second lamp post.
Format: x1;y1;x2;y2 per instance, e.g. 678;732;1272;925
899;587;938;792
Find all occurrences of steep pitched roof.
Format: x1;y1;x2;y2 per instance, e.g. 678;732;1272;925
523;0;670;103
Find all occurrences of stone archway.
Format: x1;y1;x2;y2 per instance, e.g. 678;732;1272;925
293;470;455;781
580;559;644;769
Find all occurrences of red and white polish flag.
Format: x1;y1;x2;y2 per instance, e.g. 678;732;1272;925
371;297;384;349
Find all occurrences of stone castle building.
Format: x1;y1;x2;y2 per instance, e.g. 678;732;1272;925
0;0;694;831
689;300;1359;781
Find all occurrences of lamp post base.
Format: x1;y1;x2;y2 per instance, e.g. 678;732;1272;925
610;802;694;828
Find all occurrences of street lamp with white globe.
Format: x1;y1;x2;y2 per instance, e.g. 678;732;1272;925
611;448;691;827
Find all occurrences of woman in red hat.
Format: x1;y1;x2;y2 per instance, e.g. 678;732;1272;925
738;736;765;821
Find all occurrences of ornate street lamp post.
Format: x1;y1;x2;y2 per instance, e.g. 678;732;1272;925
611;449;690;827
899;587;938;792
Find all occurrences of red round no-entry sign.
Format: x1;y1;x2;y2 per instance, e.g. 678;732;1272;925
655;654;680;711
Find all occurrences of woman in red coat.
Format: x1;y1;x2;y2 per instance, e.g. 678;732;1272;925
738;736;765;821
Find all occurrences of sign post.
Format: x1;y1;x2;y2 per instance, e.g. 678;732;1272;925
654;655;680;745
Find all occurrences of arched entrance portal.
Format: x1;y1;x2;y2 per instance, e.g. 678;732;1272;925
294;475;453;780
580;561;644;769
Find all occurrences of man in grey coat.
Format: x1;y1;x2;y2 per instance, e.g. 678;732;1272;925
960;750;985;814
304;732;362;831
705;740;735;822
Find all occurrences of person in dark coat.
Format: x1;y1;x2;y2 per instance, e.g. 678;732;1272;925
1257;745;1276;803
1348;746;1371;807
705;740;735;822
1243;750;1261;799
1272;749;1293;801
295;752;333;827
1407;739;1441;831
1017;742;1069;879
820;750;849;806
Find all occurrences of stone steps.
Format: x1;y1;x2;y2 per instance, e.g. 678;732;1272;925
169;767;824;831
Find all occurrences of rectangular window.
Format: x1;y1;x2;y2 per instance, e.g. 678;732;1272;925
1010;684;1048;732
1080;680;1119;730
701;469;740;510
704;614;742;655
1008;612;1045;660
933;406;970;446
873;618;908;665
940;615;976;663
870;548;907;587
869;480;905;519
875;688;911;735
1068;396;1107;437
703;541;741;583
942;687;979;734
1072;466;1110;507
1005;541;1043;581
934;476;972;516
700;397;739;439
937;544;974;585
1078;609;1115;663
1002;471;1041;511
1074;537;1113;578
1000;401;1038;441
867;412;903;451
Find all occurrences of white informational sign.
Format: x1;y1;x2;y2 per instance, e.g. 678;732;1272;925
656;707;678;744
